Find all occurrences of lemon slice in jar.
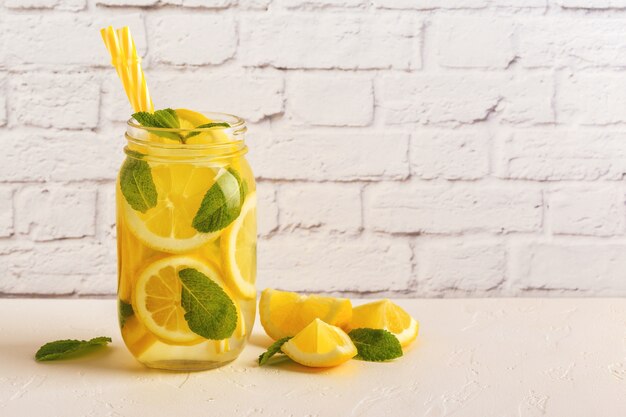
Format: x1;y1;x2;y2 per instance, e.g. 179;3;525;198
121;163;222;254
221;192;257;299
134;256;242;345
176;108;231;145
122;109;243;253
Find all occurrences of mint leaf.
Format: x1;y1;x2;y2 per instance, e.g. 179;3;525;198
192;168;246;233
184;122;231;140
125;149;145;159
258;337;292;366
35;337;112;362
119;157;157;213
118;300;134;328
133;108;179;129
132;108;184;142
348;329;403;362
179;268;238;340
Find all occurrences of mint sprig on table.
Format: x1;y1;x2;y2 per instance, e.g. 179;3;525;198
179;268;238;340
132;108;229;144
258;337;292;366
348;329;403;362
35;337;112;362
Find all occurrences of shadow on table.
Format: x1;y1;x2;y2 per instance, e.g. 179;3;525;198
251;355;361;376
0;341;166;375
1;332;368;377
243;350;361;377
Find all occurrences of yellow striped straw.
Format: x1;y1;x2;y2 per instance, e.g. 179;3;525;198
100;26;154;113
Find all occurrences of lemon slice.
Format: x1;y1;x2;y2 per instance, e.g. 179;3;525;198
259;288;352;340
117;209;161;300
282;319;357;367
134;256;235;344
221;191;257;299
349;299;419;347
175;108;231;145
176;108;210;129
120;314;159;358
122;163;220;253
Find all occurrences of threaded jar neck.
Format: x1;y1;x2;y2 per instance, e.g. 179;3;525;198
124;111;247;163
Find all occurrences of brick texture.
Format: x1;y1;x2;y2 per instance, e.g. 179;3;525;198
148;15;237;66
379;73;553;125
364;182;543;234
0;187;13;237
15;186;97;241
0;3;623;298
549;185;625;237
416;239;506;294
259;232;412;293
434;17;515;69
411;130;490;180
4;0;85;11
239;13;421;69
511;242;626;293
287;73;373;126
9;73;100;129
279;183;362;233
518;18;626;68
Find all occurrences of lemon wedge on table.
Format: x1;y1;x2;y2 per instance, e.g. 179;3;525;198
133;256;242;345
281;319;357;368
259;288;352;340
221;191;257;299
348;299;419;347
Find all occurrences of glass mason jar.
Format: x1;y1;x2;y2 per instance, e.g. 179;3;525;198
116;112;256;371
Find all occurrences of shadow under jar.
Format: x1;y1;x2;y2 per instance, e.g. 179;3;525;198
116;112;256;371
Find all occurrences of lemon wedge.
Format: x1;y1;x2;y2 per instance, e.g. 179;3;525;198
259;288;352;340
349;299;419;347
281;319;357;367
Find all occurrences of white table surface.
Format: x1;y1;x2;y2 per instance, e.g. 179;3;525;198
0;298;624;416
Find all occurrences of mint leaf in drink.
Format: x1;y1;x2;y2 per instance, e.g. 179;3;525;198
258;337;292;366
133;108;179;129
179;268;238;340
125;149;145;159
184;122;231;140
348;329;403;362
35;337;112;362
132;108;184;142
118;300;134;328
192;168;245;233
119;157;157;213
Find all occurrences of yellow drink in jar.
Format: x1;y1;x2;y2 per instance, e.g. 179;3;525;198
117;110;256;371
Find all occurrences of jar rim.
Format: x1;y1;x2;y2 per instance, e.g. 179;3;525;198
124;111;247;162
126;111;246;135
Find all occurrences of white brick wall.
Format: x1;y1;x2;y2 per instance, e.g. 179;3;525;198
1;1;625;298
